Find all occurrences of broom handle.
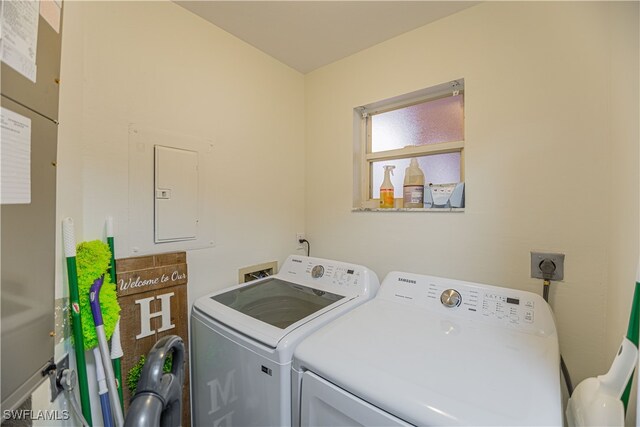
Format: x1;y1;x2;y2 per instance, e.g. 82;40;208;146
106;217;116;284
91;276;125;427
111;320;124;411
63;218;93;426
106;216;124;410
621;271;640;411
93;347;114;427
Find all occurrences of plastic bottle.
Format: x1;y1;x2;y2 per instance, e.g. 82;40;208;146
403;158;425;208
380;165;396;208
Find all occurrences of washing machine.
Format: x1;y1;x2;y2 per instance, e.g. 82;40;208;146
292;271;562;426
190;255;379;426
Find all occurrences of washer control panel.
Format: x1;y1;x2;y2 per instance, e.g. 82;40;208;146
380;271;550;334
305;262;361;289
306;263;362;289
279;256;379;297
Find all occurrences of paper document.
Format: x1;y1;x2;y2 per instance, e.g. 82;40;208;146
1;0;39;82
1;107;32;204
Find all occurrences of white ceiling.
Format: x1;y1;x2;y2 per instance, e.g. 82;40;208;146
174;1;478;74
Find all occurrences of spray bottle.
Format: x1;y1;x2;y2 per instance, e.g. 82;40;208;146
403;158;425;208
380;165;396;208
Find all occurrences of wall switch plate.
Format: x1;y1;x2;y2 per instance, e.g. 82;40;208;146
531;252;565;281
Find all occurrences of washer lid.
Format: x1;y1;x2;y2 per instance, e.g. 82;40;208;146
294;298;562;426
211;278;344;329
193;277;352;348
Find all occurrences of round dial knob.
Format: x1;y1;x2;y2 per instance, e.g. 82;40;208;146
440;289;462;308
311;265;325;278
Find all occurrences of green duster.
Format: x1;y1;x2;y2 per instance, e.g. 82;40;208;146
74;240;121;350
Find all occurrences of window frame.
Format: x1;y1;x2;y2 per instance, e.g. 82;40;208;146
355;80;465;208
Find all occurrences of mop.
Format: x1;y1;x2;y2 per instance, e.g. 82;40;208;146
62;218;93;425
90;275;125;426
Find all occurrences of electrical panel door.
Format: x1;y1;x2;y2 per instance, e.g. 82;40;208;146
154;145;199;243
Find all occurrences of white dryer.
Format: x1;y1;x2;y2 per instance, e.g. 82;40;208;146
292;271;562;426
191;255;379;426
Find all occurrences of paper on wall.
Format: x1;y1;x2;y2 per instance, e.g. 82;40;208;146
0;0;39;82
1;107;32;205
40;0;61;34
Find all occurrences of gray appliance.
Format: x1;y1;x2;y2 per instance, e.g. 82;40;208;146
1;2;63;412
191;255;379;426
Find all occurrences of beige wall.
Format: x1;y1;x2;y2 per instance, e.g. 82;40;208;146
606;1;640;356
41;1;306;424
56;0;306;307
57;0;307;323
305;0;639;396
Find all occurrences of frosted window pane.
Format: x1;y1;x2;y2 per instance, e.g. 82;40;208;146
372;153;461;199
371;95;464;153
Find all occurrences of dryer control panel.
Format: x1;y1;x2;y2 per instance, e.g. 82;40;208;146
429;285;537;326
379;271;553;335
280;256;379;297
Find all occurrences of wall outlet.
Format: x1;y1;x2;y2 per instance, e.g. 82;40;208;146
296;233;305;249
531;252;565;281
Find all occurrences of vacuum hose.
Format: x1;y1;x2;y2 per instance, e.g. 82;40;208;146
124;335;186;427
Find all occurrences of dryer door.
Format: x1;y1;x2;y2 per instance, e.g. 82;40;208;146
300;371;410;426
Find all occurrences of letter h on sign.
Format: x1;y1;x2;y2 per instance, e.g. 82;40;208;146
135;292;175;339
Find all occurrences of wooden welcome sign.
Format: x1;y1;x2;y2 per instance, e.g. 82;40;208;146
116;251;190;426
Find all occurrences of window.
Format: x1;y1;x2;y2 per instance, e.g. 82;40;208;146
354;80;464;210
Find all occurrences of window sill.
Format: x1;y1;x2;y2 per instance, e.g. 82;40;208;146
352;207;464;213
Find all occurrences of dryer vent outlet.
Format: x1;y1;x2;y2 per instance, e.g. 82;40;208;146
530;252;565;281
238;261;278;284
